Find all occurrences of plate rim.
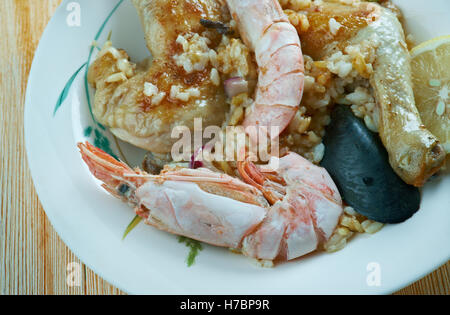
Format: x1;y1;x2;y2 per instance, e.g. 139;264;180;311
24;0;450;295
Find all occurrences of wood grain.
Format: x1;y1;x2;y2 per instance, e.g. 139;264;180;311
0;0;448;295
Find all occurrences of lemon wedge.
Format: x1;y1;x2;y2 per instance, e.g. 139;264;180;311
410;35;450;155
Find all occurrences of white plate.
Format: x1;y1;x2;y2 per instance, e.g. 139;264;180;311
25;0;450;294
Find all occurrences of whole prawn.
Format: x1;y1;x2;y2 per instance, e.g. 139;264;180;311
79;142;342;261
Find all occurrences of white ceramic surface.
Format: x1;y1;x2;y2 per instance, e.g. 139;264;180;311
25;0;450;294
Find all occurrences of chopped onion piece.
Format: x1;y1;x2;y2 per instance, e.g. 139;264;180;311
224;77;248;98
190;143;216;169
190;148;204;169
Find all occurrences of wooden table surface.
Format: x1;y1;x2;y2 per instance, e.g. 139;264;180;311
0;0;448;295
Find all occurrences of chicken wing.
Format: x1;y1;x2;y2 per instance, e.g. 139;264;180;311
297;0;445;186
88;0;230;154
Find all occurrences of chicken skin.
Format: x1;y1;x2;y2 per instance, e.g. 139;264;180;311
297;0;445;186
87;0;230;154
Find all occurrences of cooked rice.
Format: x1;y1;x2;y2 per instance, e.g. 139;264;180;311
117;58;134;77
284;9;310;33
213;35;257;129
329;18;343;36
174;33;212;73
279;34;380;162
210;68;221;86
361;220;384;234
144;82;166;106
105;72;127;83
279;0;312;11
170;85;200;102
324;206;384;252
251;258;275;268
216;36;257;81
97;41;136;84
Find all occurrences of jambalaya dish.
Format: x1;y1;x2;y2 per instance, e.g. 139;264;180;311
79;0;449;265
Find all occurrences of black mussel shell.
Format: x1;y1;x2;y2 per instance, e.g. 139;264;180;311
320;105;421;223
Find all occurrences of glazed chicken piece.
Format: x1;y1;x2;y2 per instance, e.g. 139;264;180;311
88;0;230;154
297;0;446;187
132;0;228;60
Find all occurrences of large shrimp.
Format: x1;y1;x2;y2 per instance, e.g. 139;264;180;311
225;0;305;142
78;142;343;261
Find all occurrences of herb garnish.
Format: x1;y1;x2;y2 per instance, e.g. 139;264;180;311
122;215;142;240
178;236;203;267
122;217;203;267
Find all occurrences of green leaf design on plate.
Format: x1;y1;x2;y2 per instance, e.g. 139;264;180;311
122;215;143;240
84;126;93;137
84;0;124;124
93;128;119;160
55;0;125;127
54;0;206;266
178;236;203;267
54;62;86;116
